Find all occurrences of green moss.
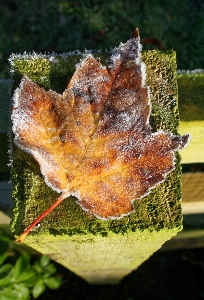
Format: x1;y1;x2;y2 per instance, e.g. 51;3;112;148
10;50;182;239
177;70;204;121
142;50;179;134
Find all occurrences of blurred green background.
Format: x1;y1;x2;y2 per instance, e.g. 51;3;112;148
0;0;204;79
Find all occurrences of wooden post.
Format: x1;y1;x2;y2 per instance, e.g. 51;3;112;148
178;70;204;163
9;50;186;284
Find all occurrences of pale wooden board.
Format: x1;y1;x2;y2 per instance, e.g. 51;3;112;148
179;121;204;163
182;173;204;214
0;211;11;223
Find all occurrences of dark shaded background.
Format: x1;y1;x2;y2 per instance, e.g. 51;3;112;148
0;0;204;78
1;1;204;299
37;247;204;300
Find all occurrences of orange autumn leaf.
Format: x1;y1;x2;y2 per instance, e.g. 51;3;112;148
12;31;190;242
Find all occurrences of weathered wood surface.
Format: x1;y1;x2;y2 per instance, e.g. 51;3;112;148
182;173;204;214
178;70;204;163
179;121;204;163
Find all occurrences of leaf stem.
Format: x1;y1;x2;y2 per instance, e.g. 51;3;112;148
16;192;69;243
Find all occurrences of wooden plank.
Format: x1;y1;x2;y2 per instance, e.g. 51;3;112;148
178;70;204;163
0;211;11;223
161;229;204;250
179;121;204;163
181;172;204;214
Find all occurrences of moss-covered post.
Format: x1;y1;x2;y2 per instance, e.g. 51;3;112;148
178;70;204;163
10;49;184;284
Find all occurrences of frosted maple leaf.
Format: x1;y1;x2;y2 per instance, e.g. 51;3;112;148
11;29;190;242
